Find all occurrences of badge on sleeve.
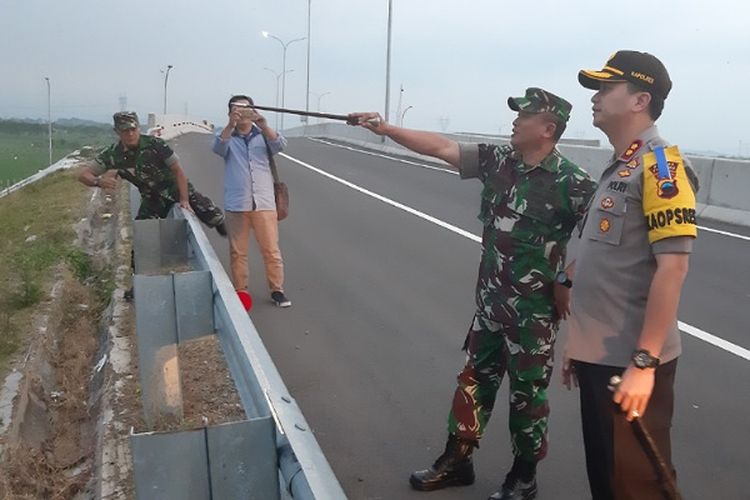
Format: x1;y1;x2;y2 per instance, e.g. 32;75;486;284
642;145;697;243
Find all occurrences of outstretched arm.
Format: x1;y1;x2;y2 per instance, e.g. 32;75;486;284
348;112;460;168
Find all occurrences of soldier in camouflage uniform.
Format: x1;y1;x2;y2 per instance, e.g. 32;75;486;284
78;112;225;299
79;111;225;230
350;88;597;500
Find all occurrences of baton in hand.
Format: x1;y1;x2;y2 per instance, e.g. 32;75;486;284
233;102;381;126
609;375;682;500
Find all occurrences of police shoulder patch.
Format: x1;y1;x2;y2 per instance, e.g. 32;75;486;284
620;139;643;161
641;145;697;243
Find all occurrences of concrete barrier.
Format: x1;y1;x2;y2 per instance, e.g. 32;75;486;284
147;114;215;141
286;123;750;228
710;158;750;211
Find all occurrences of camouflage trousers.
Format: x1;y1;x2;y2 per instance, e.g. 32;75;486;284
136;190;225;228
447;312;558;462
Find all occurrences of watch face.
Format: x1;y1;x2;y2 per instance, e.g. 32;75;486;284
634;353;647;367
633;351;657;368
556;272;566;284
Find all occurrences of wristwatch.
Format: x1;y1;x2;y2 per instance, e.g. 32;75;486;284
632;349;660;369
555;271;572;288
94;176;101;187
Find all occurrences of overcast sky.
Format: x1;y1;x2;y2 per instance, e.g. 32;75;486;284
2;0;748;155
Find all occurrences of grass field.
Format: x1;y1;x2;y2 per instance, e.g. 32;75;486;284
0;120;115;185
0;171;113;371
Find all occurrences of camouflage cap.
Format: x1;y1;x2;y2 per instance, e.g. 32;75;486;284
113;111;139;131
507;87;572;123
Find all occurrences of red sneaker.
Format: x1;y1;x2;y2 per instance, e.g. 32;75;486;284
237;290;253;311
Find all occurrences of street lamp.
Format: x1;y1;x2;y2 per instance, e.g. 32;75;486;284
162;64;173;115
44;77;51;166
316;92;331;112
264;67;295;129
312;91;331;123
400;105;413;127
262;31;306;130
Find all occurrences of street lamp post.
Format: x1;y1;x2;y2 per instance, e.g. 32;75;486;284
264;67;294;129
400;105;413;127
44;77;51;166
305;0;311;117
162;64;173;115
262;31;306;130
383;0;393;143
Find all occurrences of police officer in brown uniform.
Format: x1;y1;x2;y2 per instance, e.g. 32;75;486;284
561;51;698;500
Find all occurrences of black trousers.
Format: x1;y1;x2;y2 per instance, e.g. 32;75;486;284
573;359;678;500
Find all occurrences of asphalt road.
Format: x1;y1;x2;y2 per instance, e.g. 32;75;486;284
172;133;750;500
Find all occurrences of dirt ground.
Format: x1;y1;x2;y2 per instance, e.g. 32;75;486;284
130;334;248;435
174;335;246;431
0;271;99;499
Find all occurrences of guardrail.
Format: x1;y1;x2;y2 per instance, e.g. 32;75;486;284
0;153;83;199
285;123;750;228
178;207;346;499
127;188;346;499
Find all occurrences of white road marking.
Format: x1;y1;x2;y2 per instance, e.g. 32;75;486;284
281;150;749;362
308;137;458;175
678;322;750;361
696;226;750;241
280;152;479;243
307;137;750;243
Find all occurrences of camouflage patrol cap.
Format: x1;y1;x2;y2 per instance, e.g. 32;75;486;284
507;87;572;123
113;111;139;131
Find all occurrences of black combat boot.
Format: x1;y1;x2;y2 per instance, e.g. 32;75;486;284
409;434;476;491
488;457;538;500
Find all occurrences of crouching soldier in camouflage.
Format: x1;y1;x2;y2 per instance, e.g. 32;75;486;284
79;111;225;230
78;111;226;298
350;88;597;499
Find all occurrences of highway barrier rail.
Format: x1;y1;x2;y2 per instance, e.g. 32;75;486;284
127;192;346;500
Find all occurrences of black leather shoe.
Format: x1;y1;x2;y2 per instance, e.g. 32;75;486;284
487;476;537;500
409;434;476;491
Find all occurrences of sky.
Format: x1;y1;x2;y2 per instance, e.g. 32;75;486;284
1;0;749;155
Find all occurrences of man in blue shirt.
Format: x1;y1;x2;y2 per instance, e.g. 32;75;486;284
212;95;291;308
